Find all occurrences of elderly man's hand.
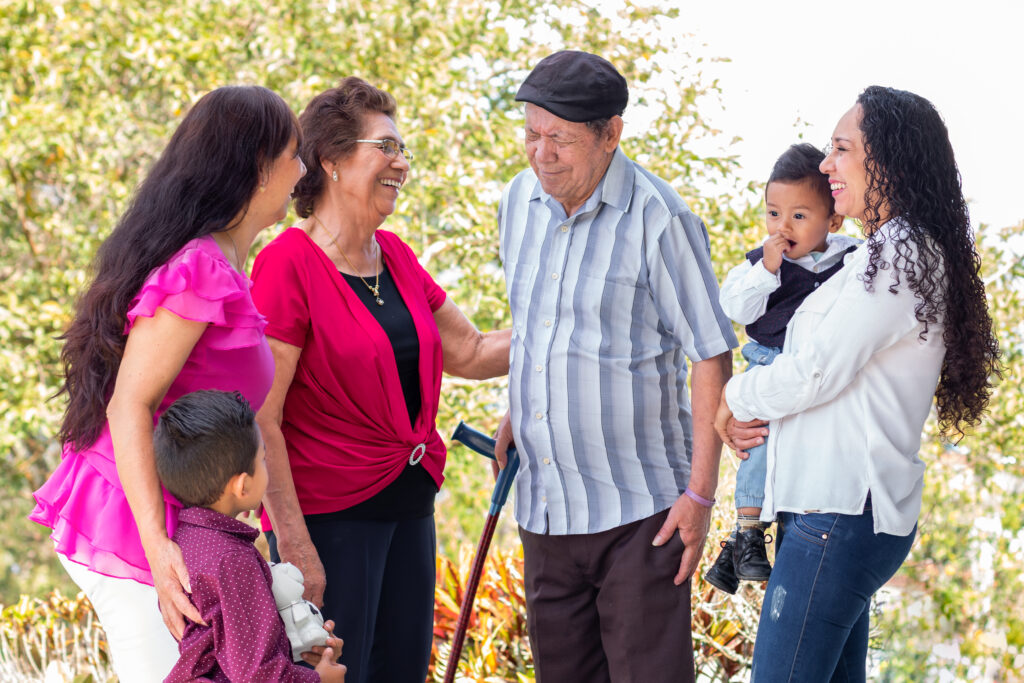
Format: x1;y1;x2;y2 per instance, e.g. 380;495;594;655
492;410;515;479
651;492;713;585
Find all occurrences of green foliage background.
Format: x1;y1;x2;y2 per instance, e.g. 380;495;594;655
1;0;1021;679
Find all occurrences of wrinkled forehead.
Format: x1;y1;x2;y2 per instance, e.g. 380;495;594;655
524;103;590;137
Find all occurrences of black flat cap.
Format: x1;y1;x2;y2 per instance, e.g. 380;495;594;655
515;50;628;123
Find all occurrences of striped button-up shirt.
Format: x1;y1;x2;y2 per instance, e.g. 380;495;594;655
499;148;737;535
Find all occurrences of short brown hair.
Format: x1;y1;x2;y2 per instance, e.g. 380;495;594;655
292;77;398;218
154;391;259;508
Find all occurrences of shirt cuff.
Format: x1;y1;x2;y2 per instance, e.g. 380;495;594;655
726;372;757;422
749;260;782;290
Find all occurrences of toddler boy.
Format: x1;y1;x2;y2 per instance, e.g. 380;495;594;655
705;144;860;593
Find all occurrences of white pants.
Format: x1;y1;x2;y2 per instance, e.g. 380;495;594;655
59;554;179;682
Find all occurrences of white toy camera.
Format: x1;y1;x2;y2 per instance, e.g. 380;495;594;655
270;562;329;661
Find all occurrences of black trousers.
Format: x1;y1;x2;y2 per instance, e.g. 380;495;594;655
519;509;696;683
268;514;436;683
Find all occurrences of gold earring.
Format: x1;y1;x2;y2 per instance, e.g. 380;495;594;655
332;170;339;182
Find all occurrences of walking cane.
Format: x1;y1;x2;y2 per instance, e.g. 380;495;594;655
442;421;520;683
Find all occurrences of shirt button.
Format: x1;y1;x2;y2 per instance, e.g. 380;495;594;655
551;272;559;280
544;319;552;327
542;495;547;502
543;458;551;465
561;225;569;232
535;365;543;372
535;412;543;420
814;282;820;288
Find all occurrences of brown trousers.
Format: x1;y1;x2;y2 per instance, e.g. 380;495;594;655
519;509;696;683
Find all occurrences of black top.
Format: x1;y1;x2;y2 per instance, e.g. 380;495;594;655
342;265;422;425
744;245;858;348
308;263;437;522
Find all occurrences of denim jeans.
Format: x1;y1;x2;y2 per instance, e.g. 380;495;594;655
735;342;782;509
750;502;916;682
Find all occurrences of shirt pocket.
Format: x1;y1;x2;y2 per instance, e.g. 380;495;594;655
786;275;842;351
573;272;646;360
789;511;840;546
506;261;538;335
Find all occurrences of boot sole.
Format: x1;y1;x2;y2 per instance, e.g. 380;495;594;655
703;571;739;594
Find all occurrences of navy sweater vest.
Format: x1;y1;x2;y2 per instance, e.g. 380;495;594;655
744;245;857;348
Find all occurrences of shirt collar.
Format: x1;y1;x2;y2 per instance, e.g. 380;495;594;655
529;147;635;219
177;506;260;543
784;233;862;269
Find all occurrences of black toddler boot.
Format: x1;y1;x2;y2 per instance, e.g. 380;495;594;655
733;526;772;581
703;536;739;594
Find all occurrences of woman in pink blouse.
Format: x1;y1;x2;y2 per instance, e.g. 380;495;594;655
251;77;510;683
30;86;306;681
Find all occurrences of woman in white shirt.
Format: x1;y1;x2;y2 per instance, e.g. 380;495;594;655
714;86;999;681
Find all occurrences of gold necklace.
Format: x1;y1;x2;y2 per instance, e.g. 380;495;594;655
312;213;383;306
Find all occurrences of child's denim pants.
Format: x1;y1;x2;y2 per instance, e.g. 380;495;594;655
734;341;782;510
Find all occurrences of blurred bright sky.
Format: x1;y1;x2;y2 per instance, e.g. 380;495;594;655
615;0;1023;230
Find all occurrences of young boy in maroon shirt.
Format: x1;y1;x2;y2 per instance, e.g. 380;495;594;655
154;390;346;682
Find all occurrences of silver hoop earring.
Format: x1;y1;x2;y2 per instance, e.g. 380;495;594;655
332;170;339;182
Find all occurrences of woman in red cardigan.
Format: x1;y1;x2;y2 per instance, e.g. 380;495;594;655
250;77;510;683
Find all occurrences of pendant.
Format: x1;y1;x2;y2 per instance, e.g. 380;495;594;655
375;297;384;306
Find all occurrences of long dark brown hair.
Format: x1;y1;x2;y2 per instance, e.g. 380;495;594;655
856;85;1000;438
57;85;299;450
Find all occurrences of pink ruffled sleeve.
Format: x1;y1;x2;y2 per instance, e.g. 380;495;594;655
126;238;267;350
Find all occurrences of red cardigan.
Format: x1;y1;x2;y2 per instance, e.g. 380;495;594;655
251;227;447;526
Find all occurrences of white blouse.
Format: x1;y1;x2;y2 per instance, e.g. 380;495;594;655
725;220;946;536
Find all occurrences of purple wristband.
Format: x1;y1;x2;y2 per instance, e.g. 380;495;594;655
684;487;715;508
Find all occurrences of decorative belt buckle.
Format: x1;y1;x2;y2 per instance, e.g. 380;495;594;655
409;443;426;465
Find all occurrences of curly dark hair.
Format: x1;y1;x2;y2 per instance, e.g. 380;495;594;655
856;85;1000;438
57;86;299;450
293;77;397;218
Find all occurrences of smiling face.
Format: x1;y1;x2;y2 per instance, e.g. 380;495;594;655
524;103;621;216
820;104;871;223
765;179;842;259
331;111;409;228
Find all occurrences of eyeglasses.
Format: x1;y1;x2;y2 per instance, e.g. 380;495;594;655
354;139;413;160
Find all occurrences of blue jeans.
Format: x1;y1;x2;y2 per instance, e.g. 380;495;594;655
751;503;916;682
735;342;782;509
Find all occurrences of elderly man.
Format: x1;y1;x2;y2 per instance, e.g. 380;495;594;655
494;51;737;681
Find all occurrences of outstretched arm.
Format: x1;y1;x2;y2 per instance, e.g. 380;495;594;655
434;297;511;380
